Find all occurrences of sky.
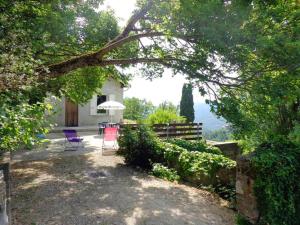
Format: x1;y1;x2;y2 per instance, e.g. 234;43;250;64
101;0;206;106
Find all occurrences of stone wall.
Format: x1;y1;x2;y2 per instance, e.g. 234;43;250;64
211;141;240;161
209;141;260;223
236;154;259;224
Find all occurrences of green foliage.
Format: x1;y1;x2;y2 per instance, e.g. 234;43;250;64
123;98;180;123
155;141;186;168
166;138;222;155
0;92;53;151
58;67;107;104
176;149;236;183
137;0;300;149
202;1;300;146
118;124;161;169
155;140;235;192
179;83;195;122
155;141;236;185
151;163;180;182
119;124;235;188
146;109;186;125
56;66;129;104
210;73;300;146
238;140;256;155
235;214;252;225
157;101;178;113
0;0;130;97
213;183;236;204
203;128;233;142
251;137;300;225
1;0;120;65
123;97;155;121
289;122;300;145
0;0;126;151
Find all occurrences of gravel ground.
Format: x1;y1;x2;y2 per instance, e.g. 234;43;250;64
11;151;235;225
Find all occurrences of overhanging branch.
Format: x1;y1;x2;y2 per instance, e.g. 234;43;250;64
47;57;177;78
109;0;154;43
99;57;177;66
94;32;163;58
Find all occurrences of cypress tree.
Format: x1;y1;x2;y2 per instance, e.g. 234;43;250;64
179;83;195;122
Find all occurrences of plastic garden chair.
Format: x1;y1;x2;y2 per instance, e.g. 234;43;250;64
63;129;84;150
102;127;118;150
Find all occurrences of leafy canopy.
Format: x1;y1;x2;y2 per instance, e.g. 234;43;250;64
146;109;186;125
123;97;155;121
1;0;299;154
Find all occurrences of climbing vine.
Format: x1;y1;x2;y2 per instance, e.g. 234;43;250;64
251;137;300;225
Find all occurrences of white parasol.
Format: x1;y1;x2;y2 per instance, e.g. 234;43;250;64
97;100;125;122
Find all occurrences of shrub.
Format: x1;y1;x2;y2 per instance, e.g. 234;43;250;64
157;141;236;185
289;122;300;145
156;141;186;168
146;109;186;125
151;163;180;181
177;150;236;184
235;214;252;225
252;137;300;225
0;98;53;151
118;125;161;169
119;125;236;191
166;138;222;155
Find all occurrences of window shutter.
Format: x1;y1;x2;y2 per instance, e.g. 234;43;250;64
109;94;115;115
90;95;97;115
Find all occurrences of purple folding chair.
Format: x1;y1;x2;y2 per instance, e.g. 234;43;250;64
63;129;84;150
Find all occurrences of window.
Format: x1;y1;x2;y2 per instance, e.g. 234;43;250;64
97;95;107;114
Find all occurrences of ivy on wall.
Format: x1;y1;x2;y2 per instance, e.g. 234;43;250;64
252;137;300;225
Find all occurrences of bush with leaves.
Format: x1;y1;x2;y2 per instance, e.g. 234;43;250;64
289;122;300;146
151;163;180;182
146;109;186;125
166;138;222;155
119;124;236;188
178;148;236;185
251;137;300;225
118;124;162;169
156;141;236;186
235;214;252;225
0;92;53;151
123;97;155;121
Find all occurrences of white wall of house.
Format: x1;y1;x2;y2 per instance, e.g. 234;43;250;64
50;79;124;127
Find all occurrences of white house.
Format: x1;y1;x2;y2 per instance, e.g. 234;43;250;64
50;78;124;127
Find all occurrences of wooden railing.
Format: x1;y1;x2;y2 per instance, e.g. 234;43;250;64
120;123;203;140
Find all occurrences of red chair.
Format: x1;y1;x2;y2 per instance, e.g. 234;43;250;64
102;127;118;150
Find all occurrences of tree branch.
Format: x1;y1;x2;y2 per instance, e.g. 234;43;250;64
108;0;154;43
99;57;176;66
47;57;176;78
45;32;164;77
42;1;161;77
94;31;163;58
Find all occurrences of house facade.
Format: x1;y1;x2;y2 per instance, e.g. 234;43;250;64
51;78;124;127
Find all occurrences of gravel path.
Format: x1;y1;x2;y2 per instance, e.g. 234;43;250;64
11;151;235;225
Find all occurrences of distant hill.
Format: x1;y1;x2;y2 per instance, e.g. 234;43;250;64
193;103;227;131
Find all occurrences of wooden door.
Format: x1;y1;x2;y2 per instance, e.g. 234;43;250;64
65;99;78;126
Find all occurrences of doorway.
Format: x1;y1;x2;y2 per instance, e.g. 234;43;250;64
65;99;78;126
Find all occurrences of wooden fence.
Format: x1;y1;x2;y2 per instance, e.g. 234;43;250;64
120;123;202;140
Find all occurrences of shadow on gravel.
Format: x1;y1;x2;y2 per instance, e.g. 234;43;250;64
11;153;234;225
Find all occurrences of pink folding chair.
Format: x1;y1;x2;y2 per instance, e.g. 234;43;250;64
102;127;118;150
